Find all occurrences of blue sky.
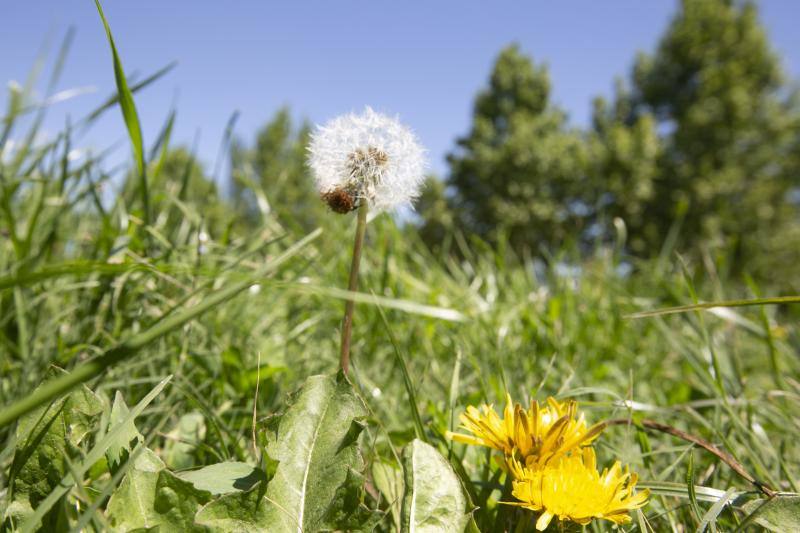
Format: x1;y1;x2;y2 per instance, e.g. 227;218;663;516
2;1;799;179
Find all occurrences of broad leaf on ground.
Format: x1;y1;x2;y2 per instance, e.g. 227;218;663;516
401;439;469;533
741;495;800;532
194;482;269;532
105;391;144;472
178;462;265;495
197;372;370;532
107;447;212;531
5;370;103;528
261;372;369;531
106;448;165;531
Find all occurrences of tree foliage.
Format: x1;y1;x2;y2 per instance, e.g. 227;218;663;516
606;0;800;279
231;107;333;233
430;0;800;287
443;45;589;253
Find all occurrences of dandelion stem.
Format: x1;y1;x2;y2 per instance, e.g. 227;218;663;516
340;202;368;375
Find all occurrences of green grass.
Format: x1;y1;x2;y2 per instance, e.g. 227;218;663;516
1;23;799;533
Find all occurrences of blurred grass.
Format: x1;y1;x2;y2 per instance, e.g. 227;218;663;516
1;26;799;532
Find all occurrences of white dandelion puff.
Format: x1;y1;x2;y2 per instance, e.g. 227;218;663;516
308;107;426;213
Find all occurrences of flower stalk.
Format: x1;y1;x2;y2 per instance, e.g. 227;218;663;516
340;202;368;375
307;107;425;374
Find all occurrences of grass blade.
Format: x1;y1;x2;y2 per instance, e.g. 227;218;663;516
696;487;737;533
92;0;149;225
375;299;427;443
626;295;800;319
79;62;176;129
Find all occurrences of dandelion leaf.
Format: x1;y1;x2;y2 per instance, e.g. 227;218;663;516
152;468;213;530
401;439;469;533
197;373;369;532
106;448;164;530
319;468;382;532
177;461;265;495
194;482;269;532
260;373;368;531
742;496;800;532
107;447;212;532
5;369;103;528
106;391;144;472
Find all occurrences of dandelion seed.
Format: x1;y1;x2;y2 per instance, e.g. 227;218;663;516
308;107;426;213
506;448;650;530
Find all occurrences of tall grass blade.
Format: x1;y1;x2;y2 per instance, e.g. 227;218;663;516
213;110;240;183
79;62;176;129
375;300;427;443
626;295;800;319
92;0;149;225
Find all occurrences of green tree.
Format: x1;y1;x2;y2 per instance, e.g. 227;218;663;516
589;81;661;255
601;0;800;280
415;176;455;253
231;107;331;233
443;45;590;253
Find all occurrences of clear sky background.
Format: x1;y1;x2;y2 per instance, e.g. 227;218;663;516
2;1;799;180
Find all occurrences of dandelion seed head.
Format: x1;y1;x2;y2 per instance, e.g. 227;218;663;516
308;107;426;213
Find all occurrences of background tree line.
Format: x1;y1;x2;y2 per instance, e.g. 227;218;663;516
135;0;800;289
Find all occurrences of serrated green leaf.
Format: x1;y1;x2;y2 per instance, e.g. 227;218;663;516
197;373;368;532
6;372;103;527
15;376;171;532
153;469;214;530
741;496;800;532
106;391;144;472
260;373;368;532
320;468;382;532
106;448;165;531
107;448;212;532
178;462;265;495
194;482;269;532
401;439;469;533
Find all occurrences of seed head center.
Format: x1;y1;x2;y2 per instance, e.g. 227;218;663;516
347;146;389;181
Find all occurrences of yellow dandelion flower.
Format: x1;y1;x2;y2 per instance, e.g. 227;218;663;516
507;447;650;531
446;394;603;467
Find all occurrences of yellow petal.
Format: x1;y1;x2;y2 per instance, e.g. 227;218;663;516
536;511;554;531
